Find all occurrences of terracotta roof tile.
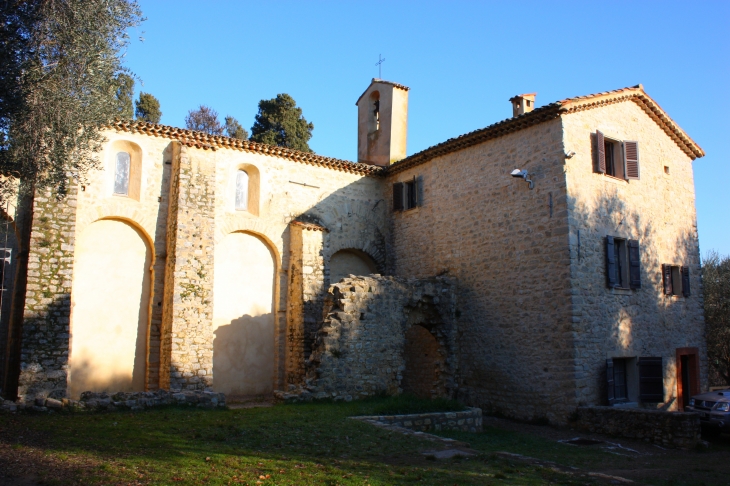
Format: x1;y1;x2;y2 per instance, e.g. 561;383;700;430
108;120;385;177
290;220;328;232
388;85;704;175
356;78;410;105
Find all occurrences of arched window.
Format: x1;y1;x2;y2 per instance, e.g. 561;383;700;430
235;170;249;210
114;152;131;196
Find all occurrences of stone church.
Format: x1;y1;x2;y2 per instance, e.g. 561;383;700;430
0;79;708;423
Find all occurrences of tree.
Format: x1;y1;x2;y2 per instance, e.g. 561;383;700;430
135;92;162;124
224;116;248;140
0;0;142;399
114;73;135;120
185;105;223;135
703;251;730;385
250;94;314;153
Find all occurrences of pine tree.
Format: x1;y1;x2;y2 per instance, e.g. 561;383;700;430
135;92;162;124
250;94;314;153
224;116;248;140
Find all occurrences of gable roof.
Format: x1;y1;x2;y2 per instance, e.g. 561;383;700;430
108;120;384;177
388;85;704;175
355;78;411;106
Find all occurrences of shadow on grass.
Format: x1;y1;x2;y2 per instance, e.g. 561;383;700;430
0;400;594;486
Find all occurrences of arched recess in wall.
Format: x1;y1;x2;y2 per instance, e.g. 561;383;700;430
109;140;143;201
213;230;275;397
329;248;378;284
68;218;154;398
402;325;444;399
230;163;260;216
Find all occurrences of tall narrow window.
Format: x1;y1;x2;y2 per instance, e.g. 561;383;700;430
114;151;131;195
235;170;249;210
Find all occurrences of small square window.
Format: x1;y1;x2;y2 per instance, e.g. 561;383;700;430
664;166;670;175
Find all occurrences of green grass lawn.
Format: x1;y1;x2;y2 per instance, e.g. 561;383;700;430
0;397;600;486
0;397;730;485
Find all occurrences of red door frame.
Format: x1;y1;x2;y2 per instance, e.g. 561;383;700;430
676;347;700;411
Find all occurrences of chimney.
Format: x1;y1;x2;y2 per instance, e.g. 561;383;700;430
509;93;536;117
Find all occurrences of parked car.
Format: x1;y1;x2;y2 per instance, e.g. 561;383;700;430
685;389;730;434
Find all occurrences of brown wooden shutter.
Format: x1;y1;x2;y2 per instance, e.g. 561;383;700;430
681;266;691;297
606;236;617;288
596;130;606;174
628;240;641;289
638;357;664;402
393;182;403;211
662;264;673;295
416;175;424;207
624;141;640;180
606;359;616;405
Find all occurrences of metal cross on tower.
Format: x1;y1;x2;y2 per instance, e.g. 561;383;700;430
375;54;385;79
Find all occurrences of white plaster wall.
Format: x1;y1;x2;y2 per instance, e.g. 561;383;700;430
213;231;275;396
68;219;151;398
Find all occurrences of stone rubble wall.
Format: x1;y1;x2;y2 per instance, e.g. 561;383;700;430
1;389;225;413
573;406;701;450
17;187;78;401
351;407;483;433
278;275;458;402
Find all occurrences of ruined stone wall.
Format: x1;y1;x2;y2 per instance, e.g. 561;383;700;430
387;119;575;423
17;187;78;401
290;275;458;401
562;101;707;408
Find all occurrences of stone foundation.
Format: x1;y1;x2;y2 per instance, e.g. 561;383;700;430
0;389;225;413
573;406;701;449
351;407;482;433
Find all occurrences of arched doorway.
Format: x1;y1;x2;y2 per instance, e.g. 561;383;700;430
402;325;443;399
329;249;377;283
68;219;152;398
213;231;275;397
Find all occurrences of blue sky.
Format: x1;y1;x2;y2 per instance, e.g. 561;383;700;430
123;0;729;256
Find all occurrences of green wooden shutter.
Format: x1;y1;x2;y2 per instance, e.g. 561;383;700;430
606;236;617;288
638;357;664;402
662;264;673;295
681;266;691;297
596;130;606;174
624;141;640;180
393;182;403;211
628;240;641;289
606;359;616;405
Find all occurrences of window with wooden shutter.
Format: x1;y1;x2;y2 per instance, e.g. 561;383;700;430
605;236;617;288
596;130;606;174
393;182;404;211
606;359;615;405
681;266;691;297
623;141;640;180
406;177;417;209
416;175;424;207
638;357;664;402
628;240;641;289
662;264;673;295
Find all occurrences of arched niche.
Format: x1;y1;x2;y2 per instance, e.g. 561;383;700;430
212;231;275;397
68;218;153;398
402;325;444;399
230;163;260;216
329;248;378;283
109;140;143;201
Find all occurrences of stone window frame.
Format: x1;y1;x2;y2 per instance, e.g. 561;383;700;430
230;163;260;216
662;263;690;298
109;140;143;201
595;130;640;181
605;236;641;290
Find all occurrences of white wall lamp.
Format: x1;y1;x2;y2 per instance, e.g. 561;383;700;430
510;169;534;189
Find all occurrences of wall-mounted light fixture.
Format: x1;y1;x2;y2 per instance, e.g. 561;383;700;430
510;169;534;189
565;150;576;158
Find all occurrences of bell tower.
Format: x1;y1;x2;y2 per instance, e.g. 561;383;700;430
356;78;409;166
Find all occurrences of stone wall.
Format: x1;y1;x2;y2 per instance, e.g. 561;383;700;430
386;119;576;423
573;406;701;449
352;407;483;433
286;275;458;401
17;187;78;401
562;100;707;408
